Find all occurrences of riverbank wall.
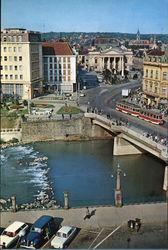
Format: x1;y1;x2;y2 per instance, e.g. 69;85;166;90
21;117;113;143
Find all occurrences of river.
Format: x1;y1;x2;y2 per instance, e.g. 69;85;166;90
1;140;165;207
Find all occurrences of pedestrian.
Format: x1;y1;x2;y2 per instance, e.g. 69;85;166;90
70;114;72;119
84;207;90;220
62;114;64;120
2;242;6;249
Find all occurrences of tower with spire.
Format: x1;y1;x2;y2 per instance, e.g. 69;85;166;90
136;29;140;41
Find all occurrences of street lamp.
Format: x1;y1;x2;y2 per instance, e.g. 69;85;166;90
111;163;126;207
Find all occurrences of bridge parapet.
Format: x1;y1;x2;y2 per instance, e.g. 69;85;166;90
84;112;168;162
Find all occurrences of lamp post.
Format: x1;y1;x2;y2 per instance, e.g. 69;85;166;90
111;163;126;207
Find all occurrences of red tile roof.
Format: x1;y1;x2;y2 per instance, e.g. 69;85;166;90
42;42;73;55
148;50;165;56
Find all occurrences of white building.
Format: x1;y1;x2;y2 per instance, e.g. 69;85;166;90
0;28;43;100
83;47;133;76
42;42;76;93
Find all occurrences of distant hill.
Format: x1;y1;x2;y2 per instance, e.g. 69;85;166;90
42;32;168;43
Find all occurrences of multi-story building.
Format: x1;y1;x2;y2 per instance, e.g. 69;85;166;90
82;47;133;77
42;42;76;94
142;50;168;107
0;28;43;100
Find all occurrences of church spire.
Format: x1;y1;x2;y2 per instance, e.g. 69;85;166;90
136;29;140;41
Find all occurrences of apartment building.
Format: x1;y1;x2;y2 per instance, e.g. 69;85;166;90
0;28;43;100
42;42;76;94
142;50;168;106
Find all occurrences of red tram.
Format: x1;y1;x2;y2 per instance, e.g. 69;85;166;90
116;101;163;125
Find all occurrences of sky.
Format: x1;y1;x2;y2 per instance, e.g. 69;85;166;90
2;0;168;34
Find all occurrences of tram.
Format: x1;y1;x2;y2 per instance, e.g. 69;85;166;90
116;101;163;125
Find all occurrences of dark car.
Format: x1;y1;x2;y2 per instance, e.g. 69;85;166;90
20;215;56;249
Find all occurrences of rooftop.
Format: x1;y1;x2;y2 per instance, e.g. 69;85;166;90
42;42;73;56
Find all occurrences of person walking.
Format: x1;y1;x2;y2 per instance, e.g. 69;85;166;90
84;207;90;220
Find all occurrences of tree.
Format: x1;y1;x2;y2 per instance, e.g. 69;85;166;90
23;100;28;106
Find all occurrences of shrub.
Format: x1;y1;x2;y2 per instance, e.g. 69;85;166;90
0;139;5;144
23;100;28;106
9;138;19;143
14;99;20;106
31;102;35;107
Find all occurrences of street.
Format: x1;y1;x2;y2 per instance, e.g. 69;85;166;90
78;68;168;138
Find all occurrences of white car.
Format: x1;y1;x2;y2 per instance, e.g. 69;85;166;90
80;93;86;97
51;226;77;249
0;221;29;248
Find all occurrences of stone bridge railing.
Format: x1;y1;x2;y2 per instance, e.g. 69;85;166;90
84;112;168;161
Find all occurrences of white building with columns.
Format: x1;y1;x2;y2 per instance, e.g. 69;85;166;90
83;47;133;77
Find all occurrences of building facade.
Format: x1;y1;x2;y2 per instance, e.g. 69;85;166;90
0;28;43;100
142;50;168;106
42;42;76;94
82;47;133;76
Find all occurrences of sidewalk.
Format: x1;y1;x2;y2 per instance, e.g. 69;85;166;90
1;203;167;229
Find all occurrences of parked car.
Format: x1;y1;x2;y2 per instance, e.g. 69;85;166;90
79;93;86;97
0;221;29;248
20;215;56;249
51;226;77;249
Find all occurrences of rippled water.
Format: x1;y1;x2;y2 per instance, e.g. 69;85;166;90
1;140;166;207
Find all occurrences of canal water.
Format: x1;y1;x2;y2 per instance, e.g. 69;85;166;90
1;140;165;207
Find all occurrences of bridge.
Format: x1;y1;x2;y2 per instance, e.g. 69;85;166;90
84;113;168;163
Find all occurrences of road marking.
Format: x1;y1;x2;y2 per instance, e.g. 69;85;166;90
93;224;123;249
88;228;104;249
41;234;55;249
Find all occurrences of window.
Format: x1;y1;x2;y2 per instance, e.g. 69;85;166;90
20;75;23;80
68;70;70;75
0;65;3;70
9;56;12;62
10;65;12;70
10;75;13;80
63;57;66;63
63;70;66;75
5;66;8;70
8;47;12;52
55;76;57;81
15;75;18;80
8;36;12;42
54;57;57;62
145;69;148;77
15;66;17;70
63;76;66;81
5;75;8;79
155;70;158;79
54;64;57;69
50;57;52;63
18;47;22;52
150;83;152;91
150;70;153;78
19;65;23;71
4;56;7;61
162;87;166;95
59;76;62;81
18;36;22;42
50;64;52;69
14;47;17;52
14;56;17;61
68;76;71;81
68;64;70;69
13;36;17;42
59;57;61;63
95;58;97;63
154;84;158;93
3;36;7;42
4;47;7;52
163;72;167;80
68;57;70;63
19;56;22;61
63;64;66;69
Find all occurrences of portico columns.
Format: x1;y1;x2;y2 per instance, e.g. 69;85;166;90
102;57;104;71
107;57;110;70
121;57;124;77
114;57;116;70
